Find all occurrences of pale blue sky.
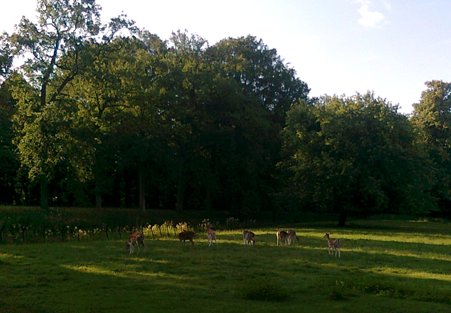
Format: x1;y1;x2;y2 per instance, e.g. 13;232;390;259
3;0;451;114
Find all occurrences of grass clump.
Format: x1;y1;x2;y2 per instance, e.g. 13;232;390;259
328;289;346;301
328;280;348;301
363;282;410;298
240;278;290;302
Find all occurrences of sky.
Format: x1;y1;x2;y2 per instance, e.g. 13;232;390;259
2;0;451;114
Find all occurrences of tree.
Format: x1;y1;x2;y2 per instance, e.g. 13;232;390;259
8;0;102;209
411;81;451;215
0;33;13;80
0;78;19;204
281;92;431;226
204;36;310;216
8;0;139;209
207;35;310;125
100;35;167;211
62;30;169;210
161;31;213;211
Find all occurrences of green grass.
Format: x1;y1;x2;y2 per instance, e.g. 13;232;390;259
1;218;451;313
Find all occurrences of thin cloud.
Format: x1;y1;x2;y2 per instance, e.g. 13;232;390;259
357;0;386;28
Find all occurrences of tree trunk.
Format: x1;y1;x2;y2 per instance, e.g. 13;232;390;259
176;172;185;211
204;186;212;213
338;212;348;227
138;169;146;211
95;193;102;209
94;166;103;209
39;175;49;210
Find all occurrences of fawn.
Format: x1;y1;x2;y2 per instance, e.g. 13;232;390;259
207;227;216;246
126;232;144;254
323;233;341;257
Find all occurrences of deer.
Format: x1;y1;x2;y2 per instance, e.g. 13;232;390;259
178;230;195;245
207;227;216;246
243;230;256;245
323;233;341;257
126;231;144;254
287;230;298;245
276;230;288;246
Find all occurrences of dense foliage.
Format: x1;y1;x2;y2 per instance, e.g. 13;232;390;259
280;94;435;225
411;81;451;216
0;0;449;224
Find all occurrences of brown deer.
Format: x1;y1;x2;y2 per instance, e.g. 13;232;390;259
276;230;288;246
178;230;195;245
126;232;144;254
207;227;216;246
323;233;341;257
287;230;298;245
243;230;256;245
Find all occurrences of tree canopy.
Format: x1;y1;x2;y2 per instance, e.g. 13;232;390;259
280;93;433;225
411;81;451;215
0;0;449;225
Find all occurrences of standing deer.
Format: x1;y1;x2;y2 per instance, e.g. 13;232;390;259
207;227;216;246
323;233;341;257
178;230;195;245
243;230;256;245
126;232;145;254
287;230;298;245
276;230;288;246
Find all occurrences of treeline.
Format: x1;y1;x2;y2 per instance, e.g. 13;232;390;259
0;0;449;225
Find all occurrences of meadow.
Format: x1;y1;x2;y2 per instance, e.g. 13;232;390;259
1;217;451;313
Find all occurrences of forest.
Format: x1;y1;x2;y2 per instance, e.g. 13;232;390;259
0;0;450;226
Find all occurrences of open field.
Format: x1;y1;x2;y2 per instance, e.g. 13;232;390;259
1;218;451;313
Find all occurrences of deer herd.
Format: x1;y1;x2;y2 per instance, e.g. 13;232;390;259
126;227;341;258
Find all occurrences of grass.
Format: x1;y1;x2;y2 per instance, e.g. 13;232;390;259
1;218;451;313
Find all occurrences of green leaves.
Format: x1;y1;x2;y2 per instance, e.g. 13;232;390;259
7;0;125;209
208;36;309;123
282;92;430;223
411;81;451;215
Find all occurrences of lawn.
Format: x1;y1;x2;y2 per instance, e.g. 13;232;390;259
0;218;450;313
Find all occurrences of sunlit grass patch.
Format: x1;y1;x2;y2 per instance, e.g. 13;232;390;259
62;264;124;277
0;252;25;261
368;266;451;282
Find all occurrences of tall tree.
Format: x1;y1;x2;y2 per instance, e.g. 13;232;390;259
0;78;19;204
163;31;212;211
411;81;451;215
64;32;167;210
8;1;138;209
207;35;310;124
102;35;167;211
204;36;310;215
281;92;430;226
8;0;102;209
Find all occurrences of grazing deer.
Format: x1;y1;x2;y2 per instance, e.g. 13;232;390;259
243;230;256;245
178;230;195;245
276;230;288;246
126;232;144;254
207;227;216;246
323;233;340;257
287;230;298;245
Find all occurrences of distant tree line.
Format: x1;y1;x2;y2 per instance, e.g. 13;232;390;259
0;0;449;225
